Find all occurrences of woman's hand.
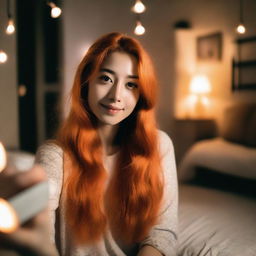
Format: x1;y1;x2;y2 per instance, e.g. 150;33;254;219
0;165;58;256
137;245;163;256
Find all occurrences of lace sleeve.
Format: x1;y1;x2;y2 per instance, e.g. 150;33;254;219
140;131;178;256
35;142;63;243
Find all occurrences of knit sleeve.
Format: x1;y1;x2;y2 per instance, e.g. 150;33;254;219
35;142;64;244
140;130;178;256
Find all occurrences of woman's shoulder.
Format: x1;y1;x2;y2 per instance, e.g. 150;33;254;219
36;140;63;157
35;141;64;185
157;130;174;155
35;140;63;168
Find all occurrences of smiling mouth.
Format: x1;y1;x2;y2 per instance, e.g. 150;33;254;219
100;103;124;114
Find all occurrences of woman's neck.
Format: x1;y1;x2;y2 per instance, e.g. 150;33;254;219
97;124;119;156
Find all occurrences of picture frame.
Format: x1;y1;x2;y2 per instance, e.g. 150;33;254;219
197;32;222;61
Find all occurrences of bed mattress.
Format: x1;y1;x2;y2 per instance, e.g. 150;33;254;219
178;184;256;256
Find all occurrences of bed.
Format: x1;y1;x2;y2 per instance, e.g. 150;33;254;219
177;102;256;255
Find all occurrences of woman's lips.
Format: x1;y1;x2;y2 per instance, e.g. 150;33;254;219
100;103;124;114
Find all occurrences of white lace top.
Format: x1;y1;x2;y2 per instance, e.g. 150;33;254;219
35;130;178;256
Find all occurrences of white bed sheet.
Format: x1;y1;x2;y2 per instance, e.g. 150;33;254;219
178;184;256;256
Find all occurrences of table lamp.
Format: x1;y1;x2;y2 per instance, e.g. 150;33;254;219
188;75;212;118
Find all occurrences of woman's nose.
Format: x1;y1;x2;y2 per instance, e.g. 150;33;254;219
108;82;122;102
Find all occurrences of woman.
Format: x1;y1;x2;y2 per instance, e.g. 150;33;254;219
1;32;178;256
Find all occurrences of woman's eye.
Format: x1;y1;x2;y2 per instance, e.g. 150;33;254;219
99;75;112;83
126;82;138;90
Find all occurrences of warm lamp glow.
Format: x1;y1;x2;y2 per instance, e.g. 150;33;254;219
0;142;7;172
184;75;212;119
236;24;246;34
0;50;8;63
132;0;146;13
134;21;145;35
189;75;211;94
6;19;15;34
0;198;19;233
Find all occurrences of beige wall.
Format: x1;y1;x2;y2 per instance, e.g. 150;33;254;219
0;0;18;149
174;2;256;131
62;0;256;137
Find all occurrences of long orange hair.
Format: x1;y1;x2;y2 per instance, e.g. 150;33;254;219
57;32;163;245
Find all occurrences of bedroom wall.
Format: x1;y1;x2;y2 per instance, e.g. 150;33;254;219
173;0;256;128
0;0;19;149
62;0;256;130
171;0;256;163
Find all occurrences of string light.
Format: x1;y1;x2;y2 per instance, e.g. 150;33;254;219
0;50;8;64
134;20;145;36
6;19;15;34
236;0;246;34
6;0;15;35
131;0;146;36
47;1;62;18
131;0;146;14
236;24;246;34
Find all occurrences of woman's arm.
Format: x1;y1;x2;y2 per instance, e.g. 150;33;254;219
139;131;178;256
35;142;64;244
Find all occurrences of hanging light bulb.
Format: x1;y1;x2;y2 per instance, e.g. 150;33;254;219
48;2;62;18
51;5;62;18
0;50;8;64
132;0;146;14
236;23;246;34
6;0;15;34
236;0;246;34
134;20;145;36
6;19;15;35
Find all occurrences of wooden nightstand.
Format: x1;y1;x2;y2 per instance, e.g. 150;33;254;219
172;119;217;164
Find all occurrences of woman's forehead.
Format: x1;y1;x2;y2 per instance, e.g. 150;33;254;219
100;51;138;77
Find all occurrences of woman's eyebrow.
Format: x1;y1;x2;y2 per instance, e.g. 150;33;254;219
100;68;115;75
100;68;138;79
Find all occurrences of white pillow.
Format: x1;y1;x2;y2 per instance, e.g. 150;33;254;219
178;137;256;182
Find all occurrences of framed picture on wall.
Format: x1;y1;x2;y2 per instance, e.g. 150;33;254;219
197;32;222;61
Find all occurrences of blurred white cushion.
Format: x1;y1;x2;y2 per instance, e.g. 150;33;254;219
178;137;256;181
7;150;35;172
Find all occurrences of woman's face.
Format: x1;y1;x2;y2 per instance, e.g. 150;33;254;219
88;51;140;126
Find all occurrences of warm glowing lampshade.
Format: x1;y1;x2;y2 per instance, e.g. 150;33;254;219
0;142;7;172
189;75;211;94
134;21;145;36
236;24;246;34
132;0;146;13
0;51;8;64
0;198;19;233
6;19;15;35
